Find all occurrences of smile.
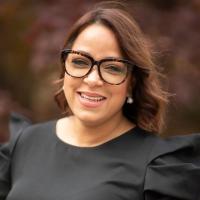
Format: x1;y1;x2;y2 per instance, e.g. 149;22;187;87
80;93;105;102
77;91;106;108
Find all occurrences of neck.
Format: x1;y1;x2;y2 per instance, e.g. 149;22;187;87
63;114;134;147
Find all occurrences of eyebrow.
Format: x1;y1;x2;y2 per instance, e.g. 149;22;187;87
72;49;124;61
74;49;91;57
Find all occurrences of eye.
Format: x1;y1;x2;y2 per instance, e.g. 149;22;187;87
71;58;90;68
103;64;126;75
72;58;88;65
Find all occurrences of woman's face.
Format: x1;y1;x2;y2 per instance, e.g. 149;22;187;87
63;23;132;126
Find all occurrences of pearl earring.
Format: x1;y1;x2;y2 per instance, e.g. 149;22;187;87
127;96;134;104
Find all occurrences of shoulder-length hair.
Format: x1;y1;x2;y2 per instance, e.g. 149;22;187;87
54;1;169;133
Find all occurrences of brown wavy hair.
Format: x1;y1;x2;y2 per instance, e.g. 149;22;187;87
54;1;169;133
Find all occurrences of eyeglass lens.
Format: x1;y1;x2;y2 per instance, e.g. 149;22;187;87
64;52;129;85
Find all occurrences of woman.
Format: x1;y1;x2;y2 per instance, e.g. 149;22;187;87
0;1;200;199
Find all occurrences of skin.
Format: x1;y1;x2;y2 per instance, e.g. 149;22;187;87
56;23;135;147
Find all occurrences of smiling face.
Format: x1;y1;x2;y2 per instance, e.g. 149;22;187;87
63;23;132;127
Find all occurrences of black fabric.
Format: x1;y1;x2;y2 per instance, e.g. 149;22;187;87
0;117;200;200
0;113;31;200
144;133;200;200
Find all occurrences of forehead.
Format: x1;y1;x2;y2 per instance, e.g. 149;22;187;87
71;23;122;59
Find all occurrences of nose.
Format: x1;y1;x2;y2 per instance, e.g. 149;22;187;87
83;65;103;87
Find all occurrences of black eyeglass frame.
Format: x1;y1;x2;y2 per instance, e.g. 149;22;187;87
61;49;136;85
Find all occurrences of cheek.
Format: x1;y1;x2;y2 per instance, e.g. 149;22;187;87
63;74;80;88
110;84;129;104
63;76;77;99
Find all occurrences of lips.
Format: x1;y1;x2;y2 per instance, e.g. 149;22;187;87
80;93;105;102
77;91;106;108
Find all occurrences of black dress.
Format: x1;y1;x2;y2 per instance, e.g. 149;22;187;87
0;114;200;200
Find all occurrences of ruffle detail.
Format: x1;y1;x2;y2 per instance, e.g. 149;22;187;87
144;133;200;199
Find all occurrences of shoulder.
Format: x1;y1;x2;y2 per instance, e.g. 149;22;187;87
144;132;200;199
8;112;57;153
148;132;200;162
133;126;200;162
16;120;56;146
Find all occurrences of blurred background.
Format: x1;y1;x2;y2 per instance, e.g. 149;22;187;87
0;0;200;142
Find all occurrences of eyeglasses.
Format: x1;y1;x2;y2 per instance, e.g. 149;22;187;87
61;49;136;85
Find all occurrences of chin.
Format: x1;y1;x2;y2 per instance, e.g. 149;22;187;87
76;112;105;127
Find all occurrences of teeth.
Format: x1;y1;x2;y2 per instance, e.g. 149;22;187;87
80;93;105;102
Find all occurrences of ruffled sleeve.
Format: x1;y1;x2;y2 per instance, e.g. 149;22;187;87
144;133;200;200
0;113;31;199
